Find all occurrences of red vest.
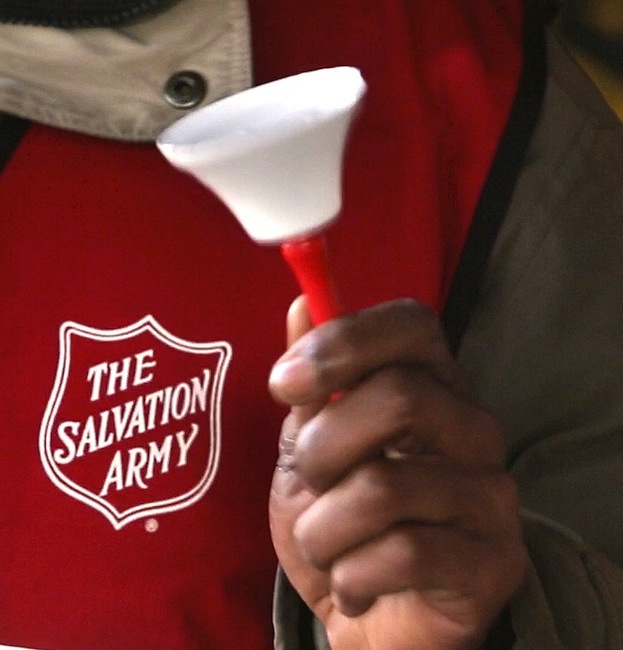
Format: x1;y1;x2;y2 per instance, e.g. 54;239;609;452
0;1;523;648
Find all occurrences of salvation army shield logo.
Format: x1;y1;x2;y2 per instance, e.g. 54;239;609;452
39;316;232;529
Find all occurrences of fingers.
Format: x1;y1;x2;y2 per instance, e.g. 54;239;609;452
269;298;463;405
291;457;525;619
293;458;521;571
329;523;527;619
292;368;505;492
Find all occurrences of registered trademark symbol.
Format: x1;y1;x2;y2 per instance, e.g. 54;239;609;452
145;518;159;533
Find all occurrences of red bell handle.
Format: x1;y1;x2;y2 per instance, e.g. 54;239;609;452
280;234;342;325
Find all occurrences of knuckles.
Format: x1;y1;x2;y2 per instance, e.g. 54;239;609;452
290;364;507;487
290;298;452;389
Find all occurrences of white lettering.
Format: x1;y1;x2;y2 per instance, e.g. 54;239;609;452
133;349;156;387
106;356;132;397
86;349;157;401
144;390;164;429
125;448;149;490
58;369;212;486
176;423;199;467
146;435;173;479
171;383;191;420
87;362;108;402
110;401;133;442
100;450;123;496
75;416;98;458
125;398;147;438
160;386;173;426
97;409;113;450
98;425;199;496
190;370;211;414
53;421;79;464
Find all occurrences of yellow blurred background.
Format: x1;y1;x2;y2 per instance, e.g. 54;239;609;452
561;0;623;119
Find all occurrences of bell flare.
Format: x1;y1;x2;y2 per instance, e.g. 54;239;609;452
157;67;366;244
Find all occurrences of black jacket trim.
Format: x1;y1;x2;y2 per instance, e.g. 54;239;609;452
442;0;549;355
0;112;30;175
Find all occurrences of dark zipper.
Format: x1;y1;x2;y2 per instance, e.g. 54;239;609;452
0;0;172;28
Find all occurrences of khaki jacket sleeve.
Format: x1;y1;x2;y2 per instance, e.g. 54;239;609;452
511;511;623;649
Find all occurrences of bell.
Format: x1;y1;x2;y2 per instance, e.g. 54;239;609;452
157;67;366;323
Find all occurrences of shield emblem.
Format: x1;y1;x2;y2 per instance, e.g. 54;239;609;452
39;315;232;529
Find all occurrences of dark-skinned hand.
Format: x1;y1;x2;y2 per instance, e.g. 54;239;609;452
269;297;527;650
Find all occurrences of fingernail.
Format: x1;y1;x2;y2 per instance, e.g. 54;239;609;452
269;356;317;401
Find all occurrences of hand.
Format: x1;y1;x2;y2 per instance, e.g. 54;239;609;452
269;297;527;650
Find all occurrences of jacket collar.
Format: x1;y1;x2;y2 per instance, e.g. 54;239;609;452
0;0;251;141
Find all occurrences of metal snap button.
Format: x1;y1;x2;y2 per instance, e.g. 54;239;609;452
164;71;208;109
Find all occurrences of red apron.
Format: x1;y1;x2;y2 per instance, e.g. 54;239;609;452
0;1;523;647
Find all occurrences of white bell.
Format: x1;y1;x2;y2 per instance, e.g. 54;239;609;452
157;67;366;324
156;66;366;244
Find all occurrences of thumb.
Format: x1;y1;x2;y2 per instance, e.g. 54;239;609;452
287;294;313;346
283;295;322;420
270;295;317;405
